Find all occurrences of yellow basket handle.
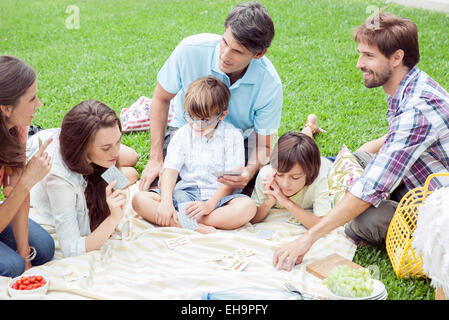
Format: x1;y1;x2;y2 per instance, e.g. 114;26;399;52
422;172;449;202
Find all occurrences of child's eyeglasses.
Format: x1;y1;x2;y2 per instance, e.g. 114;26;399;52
184;111;223;128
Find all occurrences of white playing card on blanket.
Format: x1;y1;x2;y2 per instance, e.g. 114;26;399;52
286;215;301;226
257;229;275;240
224;258;249;272
230;248;256;259
101;165;130;190
164;235;192;250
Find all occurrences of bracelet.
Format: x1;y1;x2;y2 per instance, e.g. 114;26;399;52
19;246;37;262
2;166;13;198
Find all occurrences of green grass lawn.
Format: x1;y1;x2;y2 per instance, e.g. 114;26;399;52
2;0;448;299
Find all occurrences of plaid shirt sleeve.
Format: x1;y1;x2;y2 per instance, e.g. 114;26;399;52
349;102;438;207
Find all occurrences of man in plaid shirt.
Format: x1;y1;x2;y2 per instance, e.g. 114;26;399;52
273;12;449;271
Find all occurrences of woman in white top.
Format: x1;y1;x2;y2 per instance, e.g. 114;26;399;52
28;100;139;257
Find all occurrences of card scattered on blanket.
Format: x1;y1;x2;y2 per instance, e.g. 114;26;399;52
257;229;275;240
62;267;89;282
164;235;192;250
101;165;130;190
224;258;249;272
286;215;301;226
230;248;256;259
210;254;229;262
177;202;199;231
282;260;296;270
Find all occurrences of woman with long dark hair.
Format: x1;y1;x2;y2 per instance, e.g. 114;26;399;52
28;100;139;257
0;56;55;277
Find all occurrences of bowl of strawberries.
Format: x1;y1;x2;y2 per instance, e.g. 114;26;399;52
8;274;49;297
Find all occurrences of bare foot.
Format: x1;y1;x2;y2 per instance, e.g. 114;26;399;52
305;114;326;135
196;223;217;234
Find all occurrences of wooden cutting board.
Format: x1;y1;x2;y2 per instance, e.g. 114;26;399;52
306;253;362;279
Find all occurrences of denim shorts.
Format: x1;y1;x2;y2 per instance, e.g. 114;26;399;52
150;186;248;211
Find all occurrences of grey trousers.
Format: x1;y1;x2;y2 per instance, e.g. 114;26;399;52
344;151;409;245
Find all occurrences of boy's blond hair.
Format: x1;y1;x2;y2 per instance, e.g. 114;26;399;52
184;76;230;119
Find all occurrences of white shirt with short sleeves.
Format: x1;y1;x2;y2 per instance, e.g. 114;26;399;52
164;120;245;201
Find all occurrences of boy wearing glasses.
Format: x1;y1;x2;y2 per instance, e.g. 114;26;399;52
139;2;282;196
132;76;257;232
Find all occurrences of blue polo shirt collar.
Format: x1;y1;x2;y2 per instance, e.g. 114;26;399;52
211;42;258;88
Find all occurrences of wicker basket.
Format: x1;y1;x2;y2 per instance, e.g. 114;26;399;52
386;173;449;278
385;173;449;299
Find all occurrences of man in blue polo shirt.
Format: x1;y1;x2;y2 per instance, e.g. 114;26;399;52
139;2;283;192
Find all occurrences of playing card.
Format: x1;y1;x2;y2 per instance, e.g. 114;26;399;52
209;254;229;262
224;258;249;272
177;202;199;231
212;171;242;178
164;235;192;250
230;248;256;259
286;216;301;226
282;260;296;270
257;229;275;240
101;165;130;190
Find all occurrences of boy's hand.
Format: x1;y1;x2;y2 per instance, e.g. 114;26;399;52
262;170;277;204
263;176;290;207
185;201;214;221
156;200;176;226
217;167;251;189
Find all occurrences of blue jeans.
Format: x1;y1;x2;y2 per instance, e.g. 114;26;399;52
151;186;248;210
0;218;55;278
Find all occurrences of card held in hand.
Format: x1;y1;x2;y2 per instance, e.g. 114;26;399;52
177;201;199;231
101;165;130;190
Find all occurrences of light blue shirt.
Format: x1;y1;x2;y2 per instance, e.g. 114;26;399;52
157;33;283;138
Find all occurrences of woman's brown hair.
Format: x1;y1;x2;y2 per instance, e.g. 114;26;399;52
0;56;36;168
60;100;121;231
353;11;420;70
270;132;321;186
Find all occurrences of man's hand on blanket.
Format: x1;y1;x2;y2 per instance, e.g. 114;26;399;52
106;181;127;221
185;201;214;220
273;234;314;272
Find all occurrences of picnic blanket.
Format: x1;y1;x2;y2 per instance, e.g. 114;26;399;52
0;183;356;300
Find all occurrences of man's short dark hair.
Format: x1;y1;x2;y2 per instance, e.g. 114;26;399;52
224;2;275;54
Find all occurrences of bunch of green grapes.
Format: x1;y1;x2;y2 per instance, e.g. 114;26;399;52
323;265;374;298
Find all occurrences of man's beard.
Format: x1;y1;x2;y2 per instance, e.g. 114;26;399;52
362;66;393;88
